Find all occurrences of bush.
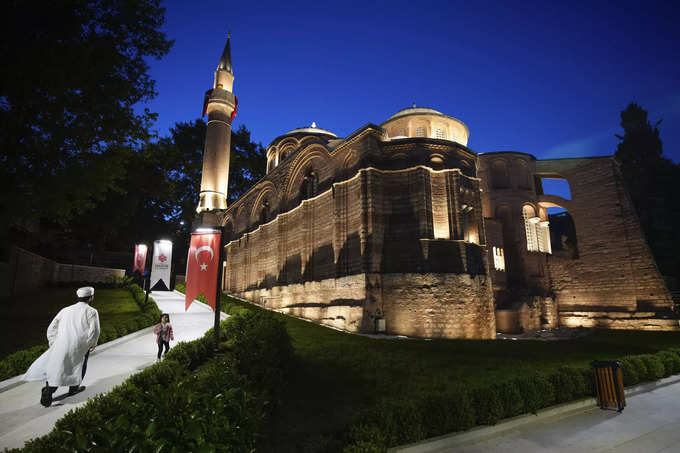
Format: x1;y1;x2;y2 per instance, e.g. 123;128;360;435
223;310;294;393
640;354;665;380
624;355;649;381
657;350;680;375
0;345;49;381
621;358;640;386
15;300;285;452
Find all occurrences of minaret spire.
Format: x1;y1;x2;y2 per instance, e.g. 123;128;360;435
217;32;232;74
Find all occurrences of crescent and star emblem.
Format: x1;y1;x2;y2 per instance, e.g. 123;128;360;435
194;245;214;271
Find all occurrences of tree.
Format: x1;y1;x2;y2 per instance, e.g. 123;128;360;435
60;119;265;273
1;0;173;229
615;103;680;284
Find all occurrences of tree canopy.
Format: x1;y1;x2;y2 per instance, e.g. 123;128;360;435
615;103;680;284
62;119;265;271
1;0;173;228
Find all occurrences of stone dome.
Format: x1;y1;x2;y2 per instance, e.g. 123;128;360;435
282;122;337;138
382;106;470;146
388;107;445;120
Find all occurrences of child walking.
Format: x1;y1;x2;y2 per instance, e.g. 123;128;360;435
153;313;174;361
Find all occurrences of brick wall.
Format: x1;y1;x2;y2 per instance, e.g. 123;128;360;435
537;158;675;323
223;166;495;338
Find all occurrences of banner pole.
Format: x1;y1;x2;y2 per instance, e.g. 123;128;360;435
213;225;225;353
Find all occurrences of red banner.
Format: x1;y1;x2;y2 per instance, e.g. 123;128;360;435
133;244;148;274
185;232;221;311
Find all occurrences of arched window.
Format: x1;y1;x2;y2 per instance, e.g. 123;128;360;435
493;247;505;271
522;205;550;253
491;160;509;189
301;169;318;200
259;199;270;225
523;205;539;252
224;222;234;242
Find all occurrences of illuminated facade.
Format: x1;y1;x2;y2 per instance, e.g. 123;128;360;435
197;42;677;338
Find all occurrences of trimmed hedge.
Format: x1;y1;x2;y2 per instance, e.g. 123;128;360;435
344;350;680;452
11;307;293;452
0;284;162;381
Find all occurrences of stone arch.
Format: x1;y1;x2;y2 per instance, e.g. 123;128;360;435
249;181;278;225
491;159;509;188
515;159;533;189
538;200;578;258
235;204;246;233
277;137;301;162
223;219;235;242
283;146;333;205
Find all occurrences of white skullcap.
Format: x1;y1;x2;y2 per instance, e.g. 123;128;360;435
76;286;95;298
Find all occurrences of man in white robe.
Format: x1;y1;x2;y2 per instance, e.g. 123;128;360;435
24;286;100;407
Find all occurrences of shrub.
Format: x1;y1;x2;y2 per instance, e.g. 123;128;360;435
551;366;587;403
0;345;49;381
497;380;524;418
620;358;640;386
472;386;503;425
15;300;284;452
640;354;665;380
657;350;680;375
623;355;649;382
223;310;294;393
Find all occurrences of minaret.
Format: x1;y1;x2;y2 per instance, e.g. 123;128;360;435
197;34;236;213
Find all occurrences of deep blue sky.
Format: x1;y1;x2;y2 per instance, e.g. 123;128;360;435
142;0;680;163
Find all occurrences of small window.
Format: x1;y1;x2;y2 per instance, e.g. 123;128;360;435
434;128;446;140
415;126;426;137
493;247;505;271
302;170;318;200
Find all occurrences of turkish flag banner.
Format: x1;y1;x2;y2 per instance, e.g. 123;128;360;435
133;244;147;274
185;232;221;311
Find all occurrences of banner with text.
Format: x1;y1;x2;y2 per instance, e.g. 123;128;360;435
185;232;221;311
150;240;173;290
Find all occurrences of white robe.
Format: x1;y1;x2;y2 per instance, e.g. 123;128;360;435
24;302;100;387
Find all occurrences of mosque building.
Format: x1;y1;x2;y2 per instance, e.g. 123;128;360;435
195;37;678;338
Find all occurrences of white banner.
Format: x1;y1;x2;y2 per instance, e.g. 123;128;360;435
150;240;173;290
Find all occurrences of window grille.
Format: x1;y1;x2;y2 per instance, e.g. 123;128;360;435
435;128;446;139
415;126;426;137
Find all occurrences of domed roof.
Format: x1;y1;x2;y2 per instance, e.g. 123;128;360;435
282;122;337;138
388;106;444;120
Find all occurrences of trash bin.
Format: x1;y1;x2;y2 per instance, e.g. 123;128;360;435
591;360;626;412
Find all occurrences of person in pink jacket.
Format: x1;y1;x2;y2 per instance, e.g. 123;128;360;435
153;313;174;361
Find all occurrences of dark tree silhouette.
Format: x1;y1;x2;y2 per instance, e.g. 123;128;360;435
1;0;173;230
615;103;680;286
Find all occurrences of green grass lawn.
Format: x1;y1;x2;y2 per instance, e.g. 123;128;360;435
217;296;680;452
0;286;144;360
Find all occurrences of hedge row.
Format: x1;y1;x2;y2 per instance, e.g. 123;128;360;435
12;308;293;452
0;284;162;381
343;348;680;452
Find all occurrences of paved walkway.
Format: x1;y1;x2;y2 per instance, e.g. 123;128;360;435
0;291;225;451
394;378;680;453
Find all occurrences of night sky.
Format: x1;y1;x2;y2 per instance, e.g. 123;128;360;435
142;0;680;163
